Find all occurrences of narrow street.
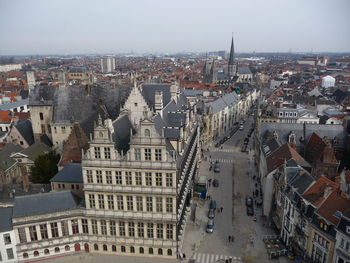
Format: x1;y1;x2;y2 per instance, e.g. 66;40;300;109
183;114;291;263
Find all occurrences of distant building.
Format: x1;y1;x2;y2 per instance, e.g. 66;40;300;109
321;75;336;89
0;64;22;72
100;56;115;73
67;67;93;85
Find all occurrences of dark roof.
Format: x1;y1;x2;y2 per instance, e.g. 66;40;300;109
112;114;134;153
21;141;51;161
290;171;315;194
13;191;82;218
237;66;252;75
141;84;172;109
259;122;346;147
0;143;23;170
228;36;235;65
0;207;13;232
15;119;34;145
51;163;83;183
29;84;131;127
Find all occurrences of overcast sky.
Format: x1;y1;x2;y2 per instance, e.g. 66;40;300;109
0;0;349;55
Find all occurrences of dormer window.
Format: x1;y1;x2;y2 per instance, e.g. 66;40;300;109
99;131;103;138
346;226;350;234
144;129;150;137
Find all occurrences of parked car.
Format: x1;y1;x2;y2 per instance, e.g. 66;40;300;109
208;208;215;219
209;200;217;210
206;220;214;233
246;196;253;207
213;179;219;187
246;206;254;216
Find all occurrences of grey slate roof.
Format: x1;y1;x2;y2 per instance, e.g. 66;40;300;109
0;207;13;232
290;171;315;195
141;84;172;109
0;98;29;111
21;141;51;161
259;122;346;147
237;66;252;75
112;114;134;153
13;191;82;218
15;119;34;145
0;144;23;171
29;84;132;131
51;163;82;183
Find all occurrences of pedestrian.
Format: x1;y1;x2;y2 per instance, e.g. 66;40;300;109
217;208;220;213
220;207;223;212
183;253;186;260
228;236;231;242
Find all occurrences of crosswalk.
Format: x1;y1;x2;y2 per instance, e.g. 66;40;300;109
192;252;242;263
209;148;237;153
211;158;235;164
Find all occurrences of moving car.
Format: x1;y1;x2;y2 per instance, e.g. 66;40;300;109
214;162;220;173
206;220;214;233
246;196;253;207
209;200;217;210
208;208;215;219
239;125;244;130
213;179;219;187
246;206;254;216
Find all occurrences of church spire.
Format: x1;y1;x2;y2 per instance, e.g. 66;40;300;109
228;34;235;65
228;33;236;76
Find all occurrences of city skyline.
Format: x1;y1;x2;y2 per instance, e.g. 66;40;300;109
0;0;349;55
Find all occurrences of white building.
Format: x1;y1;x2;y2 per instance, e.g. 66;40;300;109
0;207;18;263
333;214;350;263
321;75;336;89
100;56;115;73
0;64;22;72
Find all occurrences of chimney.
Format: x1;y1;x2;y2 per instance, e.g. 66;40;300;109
154;90;163;114
170;84;178;102
21;166;30;192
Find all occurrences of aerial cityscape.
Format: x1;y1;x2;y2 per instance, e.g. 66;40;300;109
0;1;350;263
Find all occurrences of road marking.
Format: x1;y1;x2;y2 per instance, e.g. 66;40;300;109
192;253;240;263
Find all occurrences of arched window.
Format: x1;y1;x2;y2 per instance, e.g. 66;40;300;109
34;251;39;257
158;248;163;255
112;245;117;252
144;129;150;137
149;247;153;254
94;244;98;251
139;247;144;254
130;246;135;253
103;244;107;251
54;247;60;253
23;253;29;258
167;249;172;256
65;245;70;251
44;249;50;255
121;246;126;252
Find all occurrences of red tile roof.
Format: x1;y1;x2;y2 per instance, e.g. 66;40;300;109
266;143;306;173
302;176;339;207
0;110;12;122
316;190;350;225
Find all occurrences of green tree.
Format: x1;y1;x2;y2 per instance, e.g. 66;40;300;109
30;152;60;184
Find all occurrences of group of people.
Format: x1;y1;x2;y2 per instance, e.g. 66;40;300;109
228;235;235;242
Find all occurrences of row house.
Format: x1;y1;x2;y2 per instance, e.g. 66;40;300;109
201;91;239;145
